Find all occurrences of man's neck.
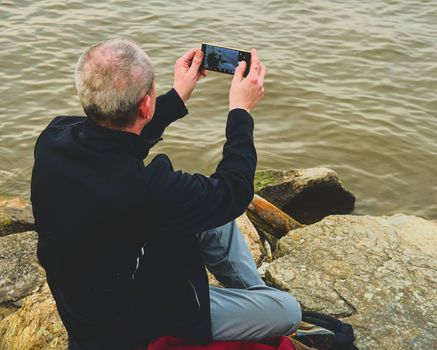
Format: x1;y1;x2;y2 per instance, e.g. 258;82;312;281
118;123;144;136
93;119;146;136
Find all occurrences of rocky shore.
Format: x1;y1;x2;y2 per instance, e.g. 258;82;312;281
0;169;436;349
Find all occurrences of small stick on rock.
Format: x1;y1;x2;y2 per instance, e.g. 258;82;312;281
247;194;303;239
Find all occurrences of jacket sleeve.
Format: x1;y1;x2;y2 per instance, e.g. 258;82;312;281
146;108;257;237
140;88;188;144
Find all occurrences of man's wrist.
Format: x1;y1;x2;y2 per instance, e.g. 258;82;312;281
227;108;254;130
229;106;250;113
172;86;189;103
160;88;189;120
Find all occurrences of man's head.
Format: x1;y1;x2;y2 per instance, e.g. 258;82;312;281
75;39;156;131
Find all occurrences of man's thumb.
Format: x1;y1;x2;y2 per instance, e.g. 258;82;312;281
233;61;246;82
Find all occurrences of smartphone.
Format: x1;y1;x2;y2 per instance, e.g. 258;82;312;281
201;43;251;77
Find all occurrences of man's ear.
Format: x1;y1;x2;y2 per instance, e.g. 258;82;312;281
138;94;152;123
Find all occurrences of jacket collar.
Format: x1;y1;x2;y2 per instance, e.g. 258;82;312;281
82;118;162;159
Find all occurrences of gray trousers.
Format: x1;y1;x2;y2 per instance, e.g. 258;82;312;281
197;220;301;341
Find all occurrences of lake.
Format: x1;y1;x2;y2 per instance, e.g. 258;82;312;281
1;0;436;219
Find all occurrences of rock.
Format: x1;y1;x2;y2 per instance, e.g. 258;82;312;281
0;303;18;323
0;231;45;305
235;213;265;266
265;214;437;349
207;270;221;287
0;197;34;237
254;169;355;224
261;238;273;262
0;283;67;350
257;261;271;279
257;227;279;255
247;194;302;238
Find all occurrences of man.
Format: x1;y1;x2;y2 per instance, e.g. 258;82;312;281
31;39;301;350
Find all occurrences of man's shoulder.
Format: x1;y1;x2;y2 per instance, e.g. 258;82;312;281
38;116;85;140
34;116;85;153
46;115;86;129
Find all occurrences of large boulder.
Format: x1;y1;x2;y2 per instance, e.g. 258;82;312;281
0;283;67;350
0;197;34;237
0;231;45;320
265;214;437;349
254;169;355;224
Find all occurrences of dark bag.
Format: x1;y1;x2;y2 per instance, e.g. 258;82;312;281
295;311;359;350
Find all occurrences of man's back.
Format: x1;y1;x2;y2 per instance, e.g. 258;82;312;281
31;90;257;349
31;39;268;349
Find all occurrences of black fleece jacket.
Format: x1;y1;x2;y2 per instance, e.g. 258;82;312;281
31;88;257;350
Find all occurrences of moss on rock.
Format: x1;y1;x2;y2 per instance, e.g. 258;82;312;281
254;170;281;192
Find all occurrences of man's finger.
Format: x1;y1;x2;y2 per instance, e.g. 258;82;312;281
251;48;260;65
259;64;267;85
232;61;246;83
196;68;207;81
188;50;204;74
179;48;198;65
247;48;260;79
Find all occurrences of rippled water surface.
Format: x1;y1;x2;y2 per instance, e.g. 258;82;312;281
1;0;436;219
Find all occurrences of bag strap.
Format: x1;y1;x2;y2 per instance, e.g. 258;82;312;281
301;311;358;350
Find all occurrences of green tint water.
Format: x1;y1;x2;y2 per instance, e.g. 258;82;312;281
0;0;436;218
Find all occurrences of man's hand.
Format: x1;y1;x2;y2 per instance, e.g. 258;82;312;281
173;48;207;103
229;48;266;112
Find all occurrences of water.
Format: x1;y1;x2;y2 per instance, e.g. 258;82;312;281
1;0;436;219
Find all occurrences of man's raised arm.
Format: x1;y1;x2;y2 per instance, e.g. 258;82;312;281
140;49;206;144
146;49;267;236
140;88;188;143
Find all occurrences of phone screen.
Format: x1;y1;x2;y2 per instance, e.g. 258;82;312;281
201;43;251;77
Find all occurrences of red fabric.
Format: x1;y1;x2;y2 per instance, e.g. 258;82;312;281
145;336;296;350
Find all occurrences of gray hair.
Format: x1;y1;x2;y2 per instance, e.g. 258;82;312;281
74;38;155;128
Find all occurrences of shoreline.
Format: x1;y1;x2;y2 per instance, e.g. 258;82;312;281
1;168;436;349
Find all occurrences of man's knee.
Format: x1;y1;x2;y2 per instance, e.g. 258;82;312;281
246;286;302;336
211;286;301;341
273;291;302;335
262;290;302;336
